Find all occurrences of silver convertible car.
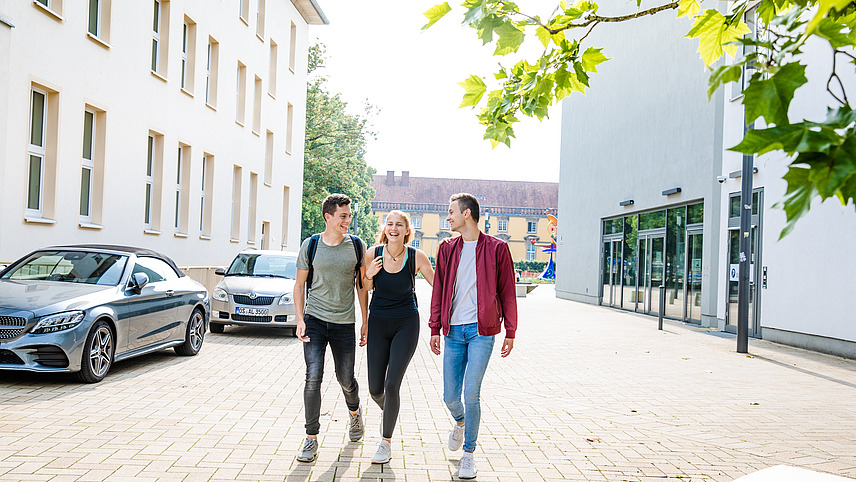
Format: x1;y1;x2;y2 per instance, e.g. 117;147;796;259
210;249;298;335
0;245;209;383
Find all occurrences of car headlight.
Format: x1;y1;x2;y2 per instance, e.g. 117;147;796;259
32;311;86;334
279;292;293;305
213;287;228;301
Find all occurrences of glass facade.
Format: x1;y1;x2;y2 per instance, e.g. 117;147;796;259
601;202;704;323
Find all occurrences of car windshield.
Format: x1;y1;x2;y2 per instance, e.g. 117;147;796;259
226;253;297;279
0;250;128;286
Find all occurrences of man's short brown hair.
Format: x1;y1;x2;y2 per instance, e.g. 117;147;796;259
322;193;351;218
450;193;480;223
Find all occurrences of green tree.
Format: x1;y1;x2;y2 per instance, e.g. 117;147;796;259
302;43;379;243
424;0;856;237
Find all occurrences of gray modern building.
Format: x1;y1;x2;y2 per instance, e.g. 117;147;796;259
556;3;856;358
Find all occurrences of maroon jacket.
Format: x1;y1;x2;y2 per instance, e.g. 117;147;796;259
429;232;518;338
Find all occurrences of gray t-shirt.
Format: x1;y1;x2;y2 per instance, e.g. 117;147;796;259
450;240;478;325
297;235;365;324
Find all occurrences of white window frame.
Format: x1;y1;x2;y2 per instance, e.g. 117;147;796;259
27;88;48;218
181;21;188;89
412;217;421;229
88;0;101;36
526;242;536;261
440;219;450;230
151;0;161;73
498;219;508;232
527;221;537;234
174;146;183;230
80;109;96;223
200;155;207;233
205;41;211;103
145;135;155;228
412;239;421;249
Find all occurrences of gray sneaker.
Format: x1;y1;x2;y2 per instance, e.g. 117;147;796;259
348;407;365;442
458;453;477;479
371;440;391;464
448;422;464;451
296;437;318;462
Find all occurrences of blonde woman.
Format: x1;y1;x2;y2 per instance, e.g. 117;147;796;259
360;210;435;464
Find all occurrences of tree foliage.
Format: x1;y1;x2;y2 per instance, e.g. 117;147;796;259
424;0;856;237
303;43;379;243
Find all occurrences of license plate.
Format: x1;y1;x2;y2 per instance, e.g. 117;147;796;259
236;307;268;316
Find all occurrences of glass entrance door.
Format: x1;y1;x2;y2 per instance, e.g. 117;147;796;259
686;231;703;323
726;227;761;337
601;238;622;307
638;234;665;315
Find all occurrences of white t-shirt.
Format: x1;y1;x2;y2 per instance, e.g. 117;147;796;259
450;240;478;325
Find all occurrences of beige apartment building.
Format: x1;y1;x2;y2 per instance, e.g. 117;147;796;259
371;171;559;263
0;0;326;267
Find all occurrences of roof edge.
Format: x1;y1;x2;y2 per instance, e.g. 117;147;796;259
291;0;329;25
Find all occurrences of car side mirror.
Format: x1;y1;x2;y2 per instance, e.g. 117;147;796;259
131;272;149;294
215;268;226;276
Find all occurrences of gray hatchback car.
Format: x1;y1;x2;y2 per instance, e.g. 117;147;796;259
210;249;298;335
0;245;209;383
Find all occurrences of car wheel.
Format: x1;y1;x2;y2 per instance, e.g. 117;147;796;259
210;322;225;334
75;320;114;383
175;309;205;356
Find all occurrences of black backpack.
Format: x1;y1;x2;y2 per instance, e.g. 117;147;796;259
306;234;364;292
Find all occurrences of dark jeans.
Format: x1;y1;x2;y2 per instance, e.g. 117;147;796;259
303;314;360;436
367;312;420;439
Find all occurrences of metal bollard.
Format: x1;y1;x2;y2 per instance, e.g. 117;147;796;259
658;285;666;330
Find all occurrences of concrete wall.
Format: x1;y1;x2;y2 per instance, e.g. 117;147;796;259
0;1;312;267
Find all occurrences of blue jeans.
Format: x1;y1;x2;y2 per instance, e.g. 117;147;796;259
303;314;360;436
443;322;495;453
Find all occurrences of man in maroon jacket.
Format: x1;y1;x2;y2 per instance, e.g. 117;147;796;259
429;193;518;479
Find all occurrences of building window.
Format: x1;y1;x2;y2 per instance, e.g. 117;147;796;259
264;130;273;185
28;89;47;217
87;0;111;42
151;0;169;76
527;221;537;234
440;219;450;230
281;186;290;246
268;39;278;97
256;0;265;38
180;17;196;92
412;217;421;229
248;172;258;243
236;61;247;125
145;133;164;231
175;144;191;233
498;219;508;232
34;0;64;19
239;0;249;23
412;239;421;249
80;109;99;223
205;38;219;107
288;21;297;72
526;242;536;261
231;165;242;240
253;75;262;134
200;154;212;236
284;102;294;154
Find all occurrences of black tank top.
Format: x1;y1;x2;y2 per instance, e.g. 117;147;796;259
369;246;418;317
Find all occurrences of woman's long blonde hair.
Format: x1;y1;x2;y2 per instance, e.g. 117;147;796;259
378;210;412;245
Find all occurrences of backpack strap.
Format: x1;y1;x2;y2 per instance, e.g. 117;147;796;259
349;234;364;289
306;234;320;293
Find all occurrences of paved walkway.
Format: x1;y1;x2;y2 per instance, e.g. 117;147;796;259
1;280;855;481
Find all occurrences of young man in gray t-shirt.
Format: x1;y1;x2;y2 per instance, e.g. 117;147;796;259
293;193;368;462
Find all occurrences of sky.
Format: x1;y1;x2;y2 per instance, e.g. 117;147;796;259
309;0;562;183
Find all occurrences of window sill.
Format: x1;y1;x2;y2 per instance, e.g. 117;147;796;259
230;238;240;243
730;93;744;103
144;228;161;235
181;87;194;98
288;66;295;74
205;102;217;112
150;70;168;83
256;33;264;42
239;16;249;26
79;222;104;230
252;129;260;137
264;181;272;188
25;216;57;225
247;240;256;245
285;149;292;156
33;1;63;21
86;32;111;49
268;91;276;100
199;234;211;241
235;119;245;127
174;232;188;238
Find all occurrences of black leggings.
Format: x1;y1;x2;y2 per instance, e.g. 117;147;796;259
367;312;420;439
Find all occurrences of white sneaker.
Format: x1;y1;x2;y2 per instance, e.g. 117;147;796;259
371;440;391;464
458;452;477;479
448;422;464;451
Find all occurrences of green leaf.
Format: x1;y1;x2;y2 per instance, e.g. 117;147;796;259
815;17;854;48
686;9;751;67
730;124;842;156
580;47;609;73
477;14;505;44
536;26;552;48
458;75;487;108
774;165;815;239
421;2;452;30
494;21;525;55
707;63;744;98
805;0;853;35
677;0;701;19
742;63;807;126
